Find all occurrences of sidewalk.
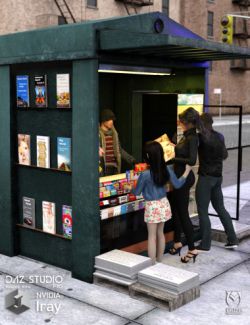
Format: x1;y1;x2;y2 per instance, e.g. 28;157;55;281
0;235;249;325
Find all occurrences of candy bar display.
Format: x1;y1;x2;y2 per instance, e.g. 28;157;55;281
99;166;146;219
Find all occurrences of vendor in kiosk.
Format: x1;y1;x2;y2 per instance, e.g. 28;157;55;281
99;109;136;176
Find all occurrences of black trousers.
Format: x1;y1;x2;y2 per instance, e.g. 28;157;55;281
195;175;238;249
171;171;195;250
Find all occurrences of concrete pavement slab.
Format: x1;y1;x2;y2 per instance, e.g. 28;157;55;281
0;273;130;325
212;238;250;255
14;260;154;320
162;245;249;284
136;261;250;325
0;255;46;277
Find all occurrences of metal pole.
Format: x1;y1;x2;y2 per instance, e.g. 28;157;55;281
236;105;243;221
219;93;222;119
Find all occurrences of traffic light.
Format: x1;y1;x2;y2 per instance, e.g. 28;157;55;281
221;15;233;44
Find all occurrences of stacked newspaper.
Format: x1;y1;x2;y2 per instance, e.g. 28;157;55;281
138;263;199;294
94;249;152;286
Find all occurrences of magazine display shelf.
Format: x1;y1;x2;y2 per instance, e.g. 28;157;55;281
17;107;72;111
16;163;72;174
0;43;99;282
11;61;74;272
16;224;71;240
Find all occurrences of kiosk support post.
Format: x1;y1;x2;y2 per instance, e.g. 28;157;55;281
0;65;16;256
72;59;100;282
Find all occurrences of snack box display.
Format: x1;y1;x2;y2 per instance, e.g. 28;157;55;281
128;194;136;202
118;195;128;204
99;200;109;207
103;190;111;198
110;189;117;196
99;170;146;218
100;199;145;219
134;163;148;172
109;198;119;207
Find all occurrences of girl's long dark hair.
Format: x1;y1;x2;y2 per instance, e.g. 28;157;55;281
143;141;169;187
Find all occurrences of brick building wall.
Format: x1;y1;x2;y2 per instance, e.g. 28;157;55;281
0;0;59;34
170;0;250;114
0;0;161;34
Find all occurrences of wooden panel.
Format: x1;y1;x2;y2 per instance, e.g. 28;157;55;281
121;231;174;254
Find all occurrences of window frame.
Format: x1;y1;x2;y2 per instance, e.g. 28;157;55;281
162;0;169;16
207;11;214;37
87;0;97;8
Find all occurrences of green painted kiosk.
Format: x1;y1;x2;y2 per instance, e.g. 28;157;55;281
0;12;250;282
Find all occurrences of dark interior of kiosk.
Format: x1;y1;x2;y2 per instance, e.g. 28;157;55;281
99;73;179;253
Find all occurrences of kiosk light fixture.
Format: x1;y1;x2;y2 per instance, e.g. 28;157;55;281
98;64;172;76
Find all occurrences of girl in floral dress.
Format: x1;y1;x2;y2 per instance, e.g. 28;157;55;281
132;141;191;264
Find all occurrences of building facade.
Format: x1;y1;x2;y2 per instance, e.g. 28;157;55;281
0;0;162;34
169;0;250;114
0;0;249;113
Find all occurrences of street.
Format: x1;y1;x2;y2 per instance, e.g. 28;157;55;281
213;115;250;187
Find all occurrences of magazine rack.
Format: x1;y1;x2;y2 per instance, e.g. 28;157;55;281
0;24;99;282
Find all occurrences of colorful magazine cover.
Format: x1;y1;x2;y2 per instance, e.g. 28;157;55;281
37;135;50;168
154;133;175;162
23;197;35;228
57;137;71;171
62;205;72;239
16;75;30;107
56;74;70;108
42;201;56;234
35;75;47;107
18;134;31;165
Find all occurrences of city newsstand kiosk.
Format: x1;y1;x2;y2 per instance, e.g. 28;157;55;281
0;12;250;283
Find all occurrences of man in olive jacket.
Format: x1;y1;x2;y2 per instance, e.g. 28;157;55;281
99;109;136;176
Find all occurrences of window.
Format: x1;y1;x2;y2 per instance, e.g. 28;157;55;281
207;11;214;37
87;0;97;7
162;0;169;16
